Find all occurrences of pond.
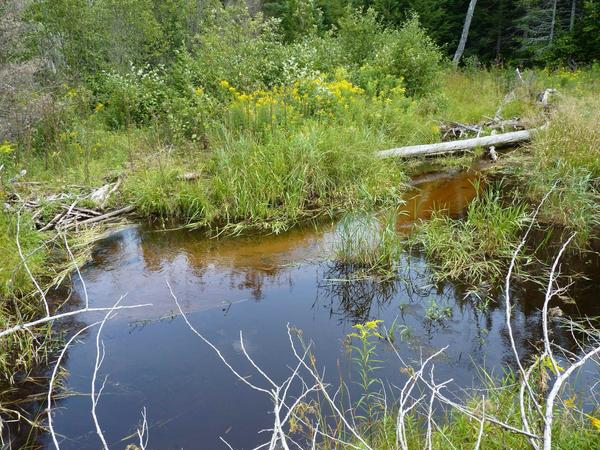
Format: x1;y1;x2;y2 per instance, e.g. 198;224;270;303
10;166;600;449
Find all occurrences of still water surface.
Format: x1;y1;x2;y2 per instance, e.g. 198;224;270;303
35;169;600;449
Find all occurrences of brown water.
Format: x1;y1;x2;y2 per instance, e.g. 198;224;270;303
6;168;600;449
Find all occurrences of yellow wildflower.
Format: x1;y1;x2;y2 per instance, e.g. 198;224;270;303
0;141;14;155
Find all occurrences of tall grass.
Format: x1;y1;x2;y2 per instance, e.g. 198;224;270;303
333;213;403;277
0;211;51;379
125;121;408;233
521;96;600;242
411;185;528;285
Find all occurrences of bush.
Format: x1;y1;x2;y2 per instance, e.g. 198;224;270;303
95;65;169;129
372;15;444;96
172;6;286;94
337;8;382;67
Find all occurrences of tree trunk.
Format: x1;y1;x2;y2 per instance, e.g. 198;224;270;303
495;0;505;61
377;128;538;159
452;0;478;66
569;0;577;32
549;0;558;43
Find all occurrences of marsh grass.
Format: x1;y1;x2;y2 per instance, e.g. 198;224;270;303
0;210;52;379
411;184;528;285
124;122;408;233
518;96;600;243
361;372;600;449
333;213;403;278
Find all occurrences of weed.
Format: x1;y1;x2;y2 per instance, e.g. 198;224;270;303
347;320;385;428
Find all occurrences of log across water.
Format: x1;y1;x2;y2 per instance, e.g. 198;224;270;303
377;128;537;158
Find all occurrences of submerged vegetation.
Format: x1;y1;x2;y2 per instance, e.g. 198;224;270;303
1;0;600;447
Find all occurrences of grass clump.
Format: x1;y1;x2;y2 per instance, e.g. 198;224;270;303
124;121;407;233
0;210;52;380
411;185;528;285
333;213;403;278
520;96;600;241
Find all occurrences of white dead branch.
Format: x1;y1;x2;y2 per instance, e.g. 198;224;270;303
2;213;151;340
47;321;101;449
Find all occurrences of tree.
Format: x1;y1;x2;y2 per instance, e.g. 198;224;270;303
453;0;478;65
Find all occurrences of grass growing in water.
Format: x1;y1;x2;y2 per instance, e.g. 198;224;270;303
334;213;403;278
517;96;600;243
411;184;528;285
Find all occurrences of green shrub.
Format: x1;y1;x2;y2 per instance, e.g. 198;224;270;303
372;15;444;96
337;8;382;66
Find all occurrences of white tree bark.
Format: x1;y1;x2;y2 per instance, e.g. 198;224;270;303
549;0;558;43
453;0;478;66
377;128;537;159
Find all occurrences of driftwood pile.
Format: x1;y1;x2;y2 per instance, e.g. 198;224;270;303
5;180;135;232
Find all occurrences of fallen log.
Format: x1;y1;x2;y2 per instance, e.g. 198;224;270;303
377;128;538;159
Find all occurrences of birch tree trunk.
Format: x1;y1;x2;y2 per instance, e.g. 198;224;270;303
452;0;478;66
569;0;577;32
549;0;558;43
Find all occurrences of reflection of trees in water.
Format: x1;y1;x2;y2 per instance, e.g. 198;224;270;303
317;249;600;377
226;268;293;301
137;228;294;300
316;264;398;324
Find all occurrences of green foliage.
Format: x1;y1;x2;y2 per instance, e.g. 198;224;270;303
372;15;444;96
171;7;285;94
520;95;600;242
263;0;321;41
347;320;385;422
0;212;46;297
337;8;382;66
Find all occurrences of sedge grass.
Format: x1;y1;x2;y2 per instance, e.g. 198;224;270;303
410;184;528;285
333;213;403;278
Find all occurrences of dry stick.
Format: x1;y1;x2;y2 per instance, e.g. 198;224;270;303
168;281;270;395
170;282;317;450
473;395;486;450
40;210;68;232
136;407;149;450
16;211;50;316
543;345;600;450
62;232;89;309
286;324;374;450
61;205;135;230
426;364;452;450
385;339;539;440
0;302;150;339
504;184;558;445
220;436;235;450
47;321;101;450
91;298;125;450
541;233;576;376
396;347;447;450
